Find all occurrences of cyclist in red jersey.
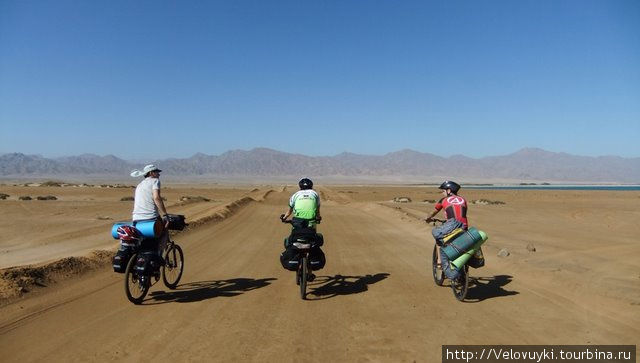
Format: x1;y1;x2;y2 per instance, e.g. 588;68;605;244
425;180;467;281
425;181;468;229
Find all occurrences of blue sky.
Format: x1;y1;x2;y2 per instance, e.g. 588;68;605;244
1;0;639;159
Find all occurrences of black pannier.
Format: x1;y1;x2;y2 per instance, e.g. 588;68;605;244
284;233;324;248
290;228;316;241
280;248;300;271
279;247;326;271
112;245;134;273
467;247;485;269
134;251;163;275
309;247;326;270
166;214;187;231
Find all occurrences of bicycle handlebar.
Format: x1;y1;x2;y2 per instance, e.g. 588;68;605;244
280;214;322;224
281;219;322;225
425;218;447;224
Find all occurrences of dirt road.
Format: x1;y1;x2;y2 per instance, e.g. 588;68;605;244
1;187;638;362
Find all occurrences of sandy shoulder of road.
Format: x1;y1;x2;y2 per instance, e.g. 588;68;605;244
0;183;270;300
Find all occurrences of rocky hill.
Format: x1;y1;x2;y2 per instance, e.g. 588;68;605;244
1;148;638;183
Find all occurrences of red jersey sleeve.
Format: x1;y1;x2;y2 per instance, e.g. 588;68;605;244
434;198;444;211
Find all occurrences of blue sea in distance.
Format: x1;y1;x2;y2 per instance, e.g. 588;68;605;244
464;185;640;191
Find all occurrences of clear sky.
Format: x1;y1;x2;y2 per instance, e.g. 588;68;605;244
1;0;639;159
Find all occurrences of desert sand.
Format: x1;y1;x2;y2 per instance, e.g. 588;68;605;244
0;183;638;362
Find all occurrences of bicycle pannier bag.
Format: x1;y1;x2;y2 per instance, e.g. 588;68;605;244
167;214;187;231
280;248;300;271
309;247;326;270
112;246;134;273
467;247;485;269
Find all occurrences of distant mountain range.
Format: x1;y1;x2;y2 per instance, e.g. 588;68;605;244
1;148;639;183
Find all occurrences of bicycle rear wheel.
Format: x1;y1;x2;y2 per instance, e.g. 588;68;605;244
124;253;150;304
432;244;444;286
451;265;469;301
162;244;184;289
300;255;308;300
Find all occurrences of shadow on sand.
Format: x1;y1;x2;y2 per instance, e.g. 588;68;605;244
145;277;276;304
464;274;518;302
305;273;390;300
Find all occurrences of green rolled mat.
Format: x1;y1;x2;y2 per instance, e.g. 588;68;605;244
442;227;485;260
451;230;488;269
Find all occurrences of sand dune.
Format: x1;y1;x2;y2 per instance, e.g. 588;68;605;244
0;184;638;361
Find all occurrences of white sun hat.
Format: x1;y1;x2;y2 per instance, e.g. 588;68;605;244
142;164;162;174
130;164;162;177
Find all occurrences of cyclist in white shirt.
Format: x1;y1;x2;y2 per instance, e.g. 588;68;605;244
131;164;170;258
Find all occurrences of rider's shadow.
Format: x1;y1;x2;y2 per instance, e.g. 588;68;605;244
306;273;390;300
464;275;518;302
147;277;276;304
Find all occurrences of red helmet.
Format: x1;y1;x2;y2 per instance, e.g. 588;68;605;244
117;225;141;241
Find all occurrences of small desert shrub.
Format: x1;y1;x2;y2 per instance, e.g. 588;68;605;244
0;193;9;200
36;195;58;200
471;199;505;205
19;196;32;200
180;196;210;202
113;184;130;188
40;181;63;187
393;197;412;203
423;199;436;203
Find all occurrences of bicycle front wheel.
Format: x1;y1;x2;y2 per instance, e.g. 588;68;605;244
124;253;149;304
432;244;444;286
162;244;184;289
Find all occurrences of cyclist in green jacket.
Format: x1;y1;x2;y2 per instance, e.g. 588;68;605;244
279;178;325;281
281;178;322;227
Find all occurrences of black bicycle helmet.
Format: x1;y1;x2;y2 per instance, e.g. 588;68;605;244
298;178;313;190
439;180;461;194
